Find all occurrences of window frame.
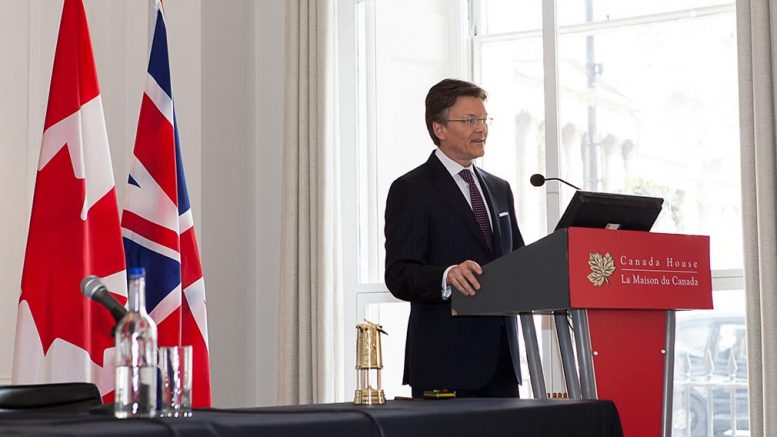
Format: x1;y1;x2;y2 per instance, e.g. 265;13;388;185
337;0;743;399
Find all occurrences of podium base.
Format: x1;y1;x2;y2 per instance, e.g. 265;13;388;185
589;309;667;437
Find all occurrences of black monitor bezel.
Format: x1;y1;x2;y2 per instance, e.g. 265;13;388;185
555;191;664;232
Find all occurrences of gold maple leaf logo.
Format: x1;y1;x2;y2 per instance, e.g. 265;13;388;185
587;252;615;287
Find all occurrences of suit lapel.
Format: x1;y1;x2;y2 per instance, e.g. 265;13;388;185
425;152;491;254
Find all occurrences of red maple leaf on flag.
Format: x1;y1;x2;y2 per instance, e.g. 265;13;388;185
22;144;126;366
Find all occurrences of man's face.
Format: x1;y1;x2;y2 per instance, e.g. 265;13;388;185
434;96;488;166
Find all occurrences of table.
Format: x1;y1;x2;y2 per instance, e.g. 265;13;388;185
0;398;623;436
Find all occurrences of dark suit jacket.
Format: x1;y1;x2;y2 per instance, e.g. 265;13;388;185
384;151;525;390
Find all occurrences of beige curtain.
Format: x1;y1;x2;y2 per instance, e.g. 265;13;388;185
737;1;777;435
277;0;342;405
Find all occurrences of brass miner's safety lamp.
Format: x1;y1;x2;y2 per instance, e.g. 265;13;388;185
354;321;387;405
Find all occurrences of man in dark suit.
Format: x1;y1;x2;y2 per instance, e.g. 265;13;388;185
384;79;525;398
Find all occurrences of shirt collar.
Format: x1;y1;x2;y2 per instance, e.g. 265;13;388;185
435;148;475;178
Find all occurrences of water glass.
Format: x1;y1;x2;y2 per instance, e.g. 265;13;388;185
159;345;192;417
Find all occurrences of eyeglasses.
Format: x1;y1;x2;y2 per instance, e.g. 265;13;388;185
444;117;493;128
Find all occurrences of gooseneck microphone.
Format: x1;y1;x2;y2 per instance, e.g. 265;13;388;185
80;275;128;323
530;173;582;191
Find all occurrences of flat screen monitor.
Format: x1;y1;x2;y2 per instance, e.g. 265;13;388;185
555;191;664;232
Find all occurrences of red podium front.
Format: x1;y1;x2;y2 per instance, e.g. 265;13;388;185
452;227;712;437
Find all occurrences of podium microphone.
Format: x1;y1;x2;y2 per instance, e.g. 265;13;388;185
80;275;128;323
530;174;581;191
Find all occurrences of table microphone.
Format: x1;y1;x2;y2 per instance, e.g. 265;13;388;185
80;275;128;323
529;173;582;191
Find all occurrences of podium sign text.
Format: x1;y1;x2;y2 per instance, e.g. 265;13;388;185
567;227;712;310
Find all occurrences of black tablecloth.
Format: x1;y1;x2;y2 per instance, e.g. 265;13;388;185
0;398;623;436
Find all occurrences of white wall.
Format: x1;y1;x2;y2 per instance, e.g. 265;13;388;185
0;0;36;387
200;0;284;407
0;0;283;407
250;0;284;407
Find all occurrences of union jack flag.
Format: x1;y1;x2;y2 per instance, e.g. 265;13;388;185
13;0;127;399
121;0;211;407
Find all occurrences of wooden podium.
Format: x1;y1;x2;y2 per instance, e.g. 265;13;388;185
452;226;712;437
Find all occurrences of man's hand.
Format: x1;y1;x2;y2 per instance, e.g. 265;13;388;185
446;260;482;296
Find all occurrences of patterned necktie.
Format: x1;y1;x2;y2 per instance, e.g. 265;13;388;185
459;169;494;253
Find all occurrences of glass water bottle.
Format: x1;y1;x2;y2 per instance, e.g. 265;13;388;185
114;267;158;418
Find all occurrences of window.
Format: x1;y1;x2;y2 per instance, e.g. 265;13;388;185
354;0;466;284
338;0;467;400
339;3;745;431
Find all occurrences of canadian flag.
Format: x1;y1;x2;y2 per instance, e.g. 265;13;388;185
12;0;127;399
